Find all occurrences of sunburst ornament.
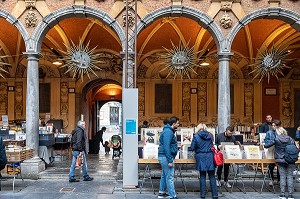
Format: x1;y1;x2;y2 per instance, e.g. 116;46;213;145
59;39;103;81
0;54;10;78
249;44;292;83
160;40;202;79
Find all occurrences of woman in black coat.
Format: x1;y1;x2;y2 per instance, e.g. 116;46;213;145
190;123;218;199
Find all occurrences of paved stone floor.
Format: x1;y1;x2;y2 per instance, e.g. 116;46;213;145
0;152;300;199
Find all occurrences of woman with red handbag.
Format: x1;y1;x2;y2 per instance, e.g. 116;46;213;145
190;123;218;199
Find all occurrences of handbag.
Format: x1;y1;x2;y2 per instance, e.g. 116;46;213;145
209;134;224;166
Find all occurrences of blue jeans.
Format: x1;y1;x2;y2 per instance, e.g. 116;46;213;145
158;156;176;198
69;151;89;179
200;170;218;198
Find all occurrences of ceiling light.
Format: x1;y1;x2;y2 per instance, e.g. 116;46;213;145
200;62;209;66
53;61;63;66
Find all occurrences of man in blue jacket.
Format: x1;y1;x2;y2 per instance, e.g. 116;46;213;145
157;116;180;199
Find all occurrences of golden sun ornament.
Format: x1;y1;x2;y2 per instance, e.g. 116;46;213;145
59;39;103;81
160;40;202;79
249;44;292;83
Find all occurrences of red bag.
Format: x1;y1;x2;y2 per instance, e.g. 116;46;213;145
209;133;224;166
211;146;224;166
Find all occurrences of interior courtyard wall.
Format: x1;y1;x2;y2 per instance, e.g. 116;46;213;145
0;1;300;133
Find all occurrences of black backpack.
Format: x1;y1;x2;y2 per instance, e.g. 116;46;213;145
284;138;299;164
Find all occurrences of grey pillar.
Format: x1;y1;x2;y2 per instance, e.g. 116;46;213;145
24;52;40;159
217;52;233;134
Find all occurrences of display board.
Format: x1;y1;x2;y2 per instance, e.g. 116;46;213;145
244;145;261;159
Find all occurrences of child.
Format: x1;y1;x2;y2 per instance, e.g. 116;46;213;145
103;141;110;155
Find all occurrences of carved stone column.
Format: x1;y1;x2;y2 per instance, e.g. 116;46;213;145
217;52;233;133
22;51;45;179
24;52;40;158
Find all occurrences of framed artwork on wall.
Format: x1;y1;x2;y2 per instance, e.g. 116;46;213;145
265;88;277;95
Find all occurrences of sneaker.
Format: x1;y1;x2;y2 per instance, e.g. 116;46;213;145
224;181;232;188
216;180;221;187
83;176;94;181
278;194;286;199
287;195;294;199
69;178;80;182
158;193;170;198
269;181;274;186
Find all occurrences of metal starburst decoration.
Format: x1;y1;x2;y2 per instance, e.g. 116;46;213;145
59;39;103;81
160;40;202;79
0;54;10;78
249;44;292;83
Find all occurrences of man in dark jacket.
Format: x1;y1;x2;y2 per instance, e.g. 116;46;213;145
259;114;273;134
0;137;7;171
215;126;236;188
93;126;106;154
69;120;93;182
157;116;180;199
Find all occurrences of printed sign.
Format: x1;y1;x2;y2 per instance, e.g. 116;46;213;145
224;145;242;159
244;145;261;159
126;119;136;134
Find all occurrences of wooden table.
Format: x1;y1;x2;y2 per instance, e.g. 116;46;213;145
138;158;300;194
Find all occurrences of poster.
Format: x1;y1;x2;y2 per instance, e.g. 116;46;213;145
125;119;136;134
180;128;194;145
143;144;159;159
264;146;275;159
144;128;160;145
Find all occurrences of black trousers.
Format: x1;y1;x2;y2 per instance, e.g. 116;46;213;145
269;163;280;181
217;163;230;182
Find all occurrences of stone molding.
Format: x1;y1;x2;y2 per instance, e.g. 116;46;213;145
136;5;225;52
227;7;300;50
29;5;125;52
0;8;29;43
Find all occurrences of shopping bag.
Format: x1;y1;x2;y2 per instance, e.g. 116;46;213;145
76;154;84;167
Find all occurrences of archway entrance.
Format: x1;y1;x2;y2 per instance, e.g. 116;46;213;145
86;83;122;154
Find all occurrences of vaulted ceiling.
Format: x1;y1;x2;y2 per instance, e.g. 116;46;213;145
0;16;300;97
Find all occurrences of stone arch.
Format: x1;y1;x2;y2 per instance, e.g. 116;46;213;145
136;6;225;52
29;5;125;52
0;8;29;46
227;7;300;51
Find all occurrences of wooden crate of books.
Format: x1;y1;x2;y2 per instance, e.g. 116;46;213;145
6;149;27;162
24;148;34;159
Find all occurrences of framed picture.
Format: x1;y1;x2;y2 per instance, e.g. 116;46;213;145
265;88;277;95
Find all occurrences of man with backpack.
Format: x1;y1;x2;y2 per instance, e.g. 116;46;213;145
69;120;93;182
264;122;298;199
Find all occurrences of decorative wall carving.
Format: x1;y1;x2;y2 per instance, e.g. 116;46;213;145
137;82;145;115
15;64;26;78
281;82;292;127
220;1;232;11
212;68;239;79
220;12;233;29
197;82;207;116
0;83;7;115
25;9;38;28
196;66;209;79
291;63;300;80
182;82;191;117
244;83;253;119
60;82;68;115
241;65;253;79
137;64;148;78
15;82;23;118
25;0;36;8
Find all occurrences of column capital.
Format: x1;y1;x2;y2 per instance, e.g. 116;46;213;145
23;51;41;60
218;51;234;60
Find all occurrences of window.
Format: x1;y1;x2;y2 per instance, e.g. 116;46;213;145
39;83;50;113
155;84;172;113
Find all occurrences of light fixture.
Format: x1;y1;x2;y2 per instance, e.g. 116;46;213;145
160;40;203;79
52;61;63;66
200;62;209;66
249;43;292;83
59;39;103;81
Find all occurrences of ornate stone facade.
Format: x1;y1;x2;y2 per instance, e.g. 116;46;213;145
15;82;23;119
